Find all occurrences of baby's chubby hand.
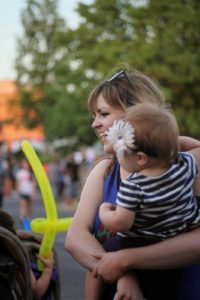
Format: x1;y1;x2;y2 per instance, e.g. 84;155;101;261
99;202;116;224
99;202;116;213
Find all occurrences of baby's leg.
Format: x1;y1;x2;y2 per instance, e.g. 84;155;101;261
115;271;144;300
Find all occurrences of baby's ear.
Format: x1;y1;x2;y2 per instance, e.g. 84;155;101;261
136;152;148;166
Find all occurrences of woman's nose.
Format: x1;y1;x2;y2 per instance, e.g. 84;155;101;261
92;118;101;129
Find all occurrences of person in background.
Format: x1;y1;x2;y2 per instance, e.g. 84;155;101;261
47;158;60;200
65;153;80;203
15;158;36;222
0;151;6;207
65;68;200;300
0;209;54;300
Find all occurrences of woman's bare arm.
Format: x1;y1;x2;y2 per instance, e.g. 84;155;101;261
179;136;200;151
93;226;200;282
65;159;111;271
179;135;200;194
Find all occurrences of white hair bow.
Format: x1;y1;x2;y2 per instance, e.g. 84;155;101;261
106;120;136;156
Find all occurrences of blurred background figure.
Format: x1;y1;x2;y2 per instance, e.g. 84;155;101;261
65;153;80;204
0;151;6;207
57;157;67;201
46;158;60;200
15;158;36;222
0;148;14;208
85;147;96;170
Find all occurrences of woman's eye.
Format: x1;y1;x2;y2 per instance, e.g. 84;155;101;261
101;112;109;117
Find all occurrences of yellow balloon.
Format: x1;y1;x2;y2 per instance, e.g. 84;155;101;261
31;218;72;233
21;140;73;270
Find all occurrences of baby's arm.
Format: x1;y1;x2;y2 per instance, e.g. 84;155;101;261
99;202;135;232
115;271;144;300
31;253;54;299
85;263;144;300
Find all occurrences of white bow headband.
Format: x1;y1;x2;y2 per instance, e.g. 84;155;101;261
106;120;136;156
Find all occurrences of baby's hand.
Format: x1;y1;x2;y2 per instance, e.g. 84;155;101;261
100;202;116;213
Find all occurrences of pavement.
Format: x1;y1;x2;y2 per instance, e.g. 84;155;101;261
3;192;85;300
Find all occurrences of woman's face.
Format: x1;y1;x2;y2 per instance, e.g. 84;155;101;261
92;93;124;154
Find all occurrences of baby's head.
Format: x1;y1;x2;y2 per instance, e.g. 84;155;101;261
124;103;179;164
107;102;179;166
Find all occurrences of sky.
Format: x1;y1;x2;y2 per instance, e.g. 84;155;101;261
0;0;92;80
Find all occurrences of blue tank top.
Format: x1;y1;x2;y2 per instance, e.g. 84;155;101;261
94;161;120;243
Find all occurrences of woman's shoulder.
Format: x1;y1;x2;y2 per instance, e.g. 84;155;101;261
88;157;113;176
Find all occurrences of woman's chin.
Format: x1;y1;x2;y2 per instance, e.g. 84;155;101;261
103;144;114;154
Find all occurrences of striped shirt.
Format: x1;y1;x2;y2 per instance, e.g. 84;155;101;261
116;152;199;240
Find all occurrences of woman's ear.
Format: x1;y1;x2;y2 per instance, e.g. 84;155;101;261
136;152;148;166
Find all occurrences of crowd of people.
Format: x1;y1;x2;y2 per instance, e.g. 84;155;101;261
0;147;97;220
0;67;200;300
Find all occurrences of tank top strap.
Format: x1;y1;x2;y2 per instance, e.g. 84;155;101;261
103;161;120;204
93;161;120;242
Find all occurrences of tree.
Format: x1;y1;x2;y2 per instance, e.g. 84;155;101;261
15;0;200;144
14;0;96;145
127;0;200;136
14;0;66;130
63;0;200;137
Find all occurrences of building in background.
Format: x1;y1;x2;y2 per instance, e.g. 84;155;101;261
0;80;44;152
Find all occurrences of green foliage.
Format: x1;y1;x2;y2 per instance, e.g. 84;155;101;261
67;0;200;138
15;0;200;145
15;0;66;128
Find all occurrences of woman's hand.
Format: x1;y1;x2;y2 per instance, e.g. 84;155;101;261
92;250;126;282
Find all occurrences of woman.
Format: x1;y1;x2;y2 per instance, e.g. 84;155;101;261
15;158;35;222
65;69;200;300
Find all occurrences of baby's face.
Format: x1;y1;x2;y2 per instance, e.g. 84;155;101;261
117;151;139;173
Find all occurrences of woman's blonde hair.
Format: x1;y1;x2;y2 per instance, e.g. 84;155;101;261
88;69;165;115
125;103;179;165
88;69;166;174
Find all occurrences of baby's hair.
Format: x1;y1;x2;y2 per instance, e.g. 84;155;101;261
125;103;179;164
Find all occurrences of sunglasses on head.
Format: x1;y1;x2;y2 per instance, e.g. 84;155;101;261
107;70;134;90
